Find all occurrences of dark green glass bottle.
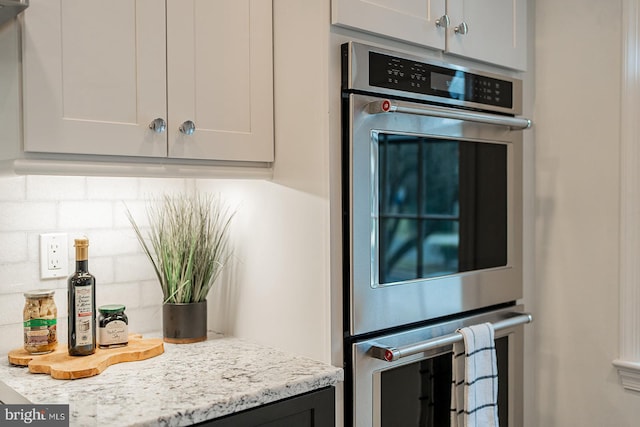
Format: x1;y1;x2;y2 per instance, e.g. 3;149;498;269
68;238;96;356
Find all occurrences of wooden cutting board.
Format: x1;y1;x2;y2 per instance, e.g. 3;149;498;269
8;334;164;380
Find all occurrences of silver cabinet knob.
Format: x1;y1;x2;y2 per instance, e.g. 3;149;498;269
454;22;469;35
435;15;450;28
149;118;166;133
179;120;196;135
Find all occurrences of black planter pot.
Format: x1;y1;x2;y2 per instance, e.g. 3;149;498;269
162;300;207;344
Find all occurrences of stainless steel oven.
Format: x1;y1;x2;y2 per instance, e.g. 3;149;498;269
340;42;532;426
352;306;530;426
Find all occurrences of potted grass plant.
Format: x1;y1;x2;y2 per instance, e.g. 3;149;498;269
126;193;234;343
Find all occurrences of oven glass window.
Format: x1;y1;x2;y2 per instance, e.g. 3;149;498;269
377;134;507;284
380;336;509;426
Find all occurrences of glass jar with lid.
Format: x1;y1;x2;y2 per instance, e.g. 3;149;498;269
98;304;128;348
23;289;58;354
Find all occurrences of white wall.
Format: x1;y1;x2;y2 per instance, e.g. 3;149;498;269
199;0;333;363
533;0;640;425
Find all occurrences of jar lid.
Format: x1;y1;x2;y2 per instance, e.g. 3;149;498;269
98;304;126;314
24;289;55;298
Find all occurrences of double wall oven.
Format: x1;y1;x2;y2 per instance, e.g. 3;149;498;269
341;42;532;426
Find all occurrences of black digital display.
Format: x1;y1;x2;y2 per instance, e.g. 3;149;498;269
430;72;465;98
368;52;513;109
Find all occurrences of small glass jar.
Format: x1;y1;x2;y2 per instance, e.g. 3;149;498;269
98;304;128;348
23;289;58;354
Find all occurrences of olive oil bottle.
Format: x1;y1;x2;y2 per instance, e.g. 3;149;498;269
68;237;96;356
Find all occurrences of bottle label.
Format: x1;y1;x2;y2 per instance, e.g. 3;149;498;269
99;320;128;346
75;287;94;346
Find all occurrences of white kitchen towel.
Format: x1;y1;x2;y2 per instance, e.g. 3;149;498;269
450;322;499;427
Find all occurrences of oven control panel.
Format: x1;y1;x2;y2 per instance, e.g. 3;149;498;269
368;52;513;109
342;42;523;115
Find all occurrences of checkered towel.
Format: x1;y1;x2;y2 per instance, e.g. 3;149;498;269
451;322;499;427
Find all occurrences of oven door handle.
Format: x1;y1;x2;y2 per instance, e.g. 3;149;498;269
370;312;533;362
367;99;532;130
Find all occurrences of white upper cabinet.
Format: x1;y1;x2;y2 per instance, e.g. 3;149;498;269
331;0;447;51
23;0;274;163
166;0;273;161
446;0;526;71
332;0;527;71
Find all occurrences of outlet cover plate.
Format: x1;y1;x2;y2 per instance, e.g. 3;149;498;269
40;233;69;279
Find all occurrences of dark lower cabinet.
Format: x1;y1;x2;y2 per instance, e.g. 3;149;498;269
197;387;335;427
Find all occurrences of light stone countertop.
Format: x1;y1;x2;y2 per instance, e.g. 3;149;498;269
0;335;343;426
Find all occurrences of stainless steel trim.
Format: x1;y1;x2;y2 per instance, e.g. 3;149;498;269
371;312;532;362
367;99;532;130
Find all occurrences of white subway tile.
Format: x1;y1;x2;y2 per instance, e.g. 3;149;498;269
0;262;42;291
0;277;66;304
26;175;86;200
114;254;156;283
0;323;23;355
87;177;139;200
96;282;140;309
0;202;57;231
84;229;142;257
0;176;203;349
138;178;190;197
85;256;115;285
58;201;114;229
139;279;164;306
0;232;28;263
52;288;68;322
114;200;150;228
0;176;26;201
126;306;162;334
0;292;23;326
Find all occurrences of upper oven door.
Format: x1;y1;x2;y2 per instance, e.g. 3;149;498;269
345;93;526;336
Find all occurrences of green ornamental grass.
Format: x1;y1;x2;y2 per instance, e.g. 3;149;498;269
126;193;234;304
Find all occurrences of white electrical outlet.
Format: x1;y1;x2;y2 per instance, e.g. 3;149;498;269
40;233;69;279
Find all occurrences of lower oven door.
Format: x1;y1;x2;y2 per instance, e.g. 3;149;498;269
350;306;529;427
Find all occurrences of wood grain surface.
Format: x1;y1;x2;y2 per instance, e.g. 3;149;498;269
8;334;164;380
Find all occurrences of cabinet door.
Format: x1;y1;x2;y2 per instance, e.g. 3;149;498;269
332;0;447;52
167;0;274;162
200;387;335;427
23;0;168;157
446;0;527;70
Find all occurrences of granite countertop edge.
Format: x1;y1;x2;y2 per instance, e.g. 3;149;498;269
152;372;342;427
0;334;344;427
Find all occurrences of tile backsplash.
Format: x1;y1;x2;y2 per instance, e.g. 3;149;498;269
0;175;199;355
